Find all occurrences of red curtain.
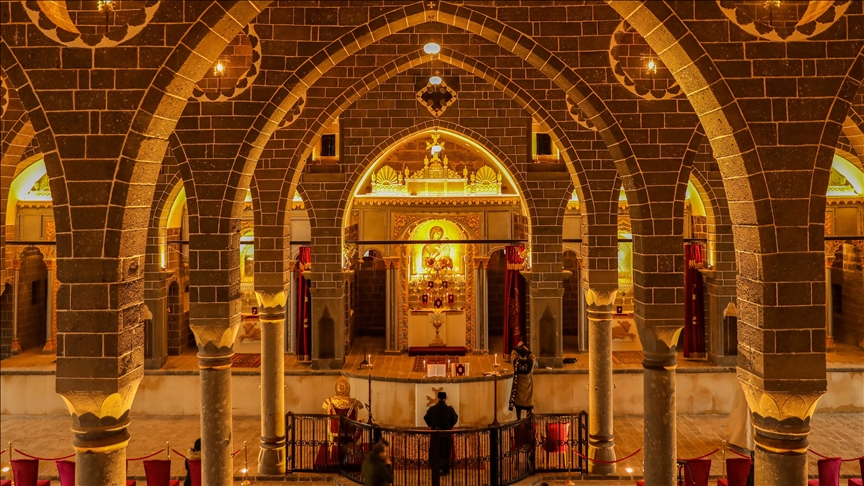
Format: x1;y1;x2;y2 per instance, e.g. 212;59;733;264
503;246;525;355
297;247;312;360
683;243;706;358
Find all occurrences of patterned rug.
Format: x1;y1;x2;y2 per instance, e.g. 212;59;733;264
412;356;460;372
612;351;644;365
232;353;262;368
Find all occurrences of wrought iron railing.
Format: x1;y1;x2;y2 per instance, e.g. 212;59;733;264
285;411;588;485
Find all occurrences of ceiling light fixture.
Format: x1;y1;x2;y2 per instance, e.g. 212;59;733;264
429;75;443;85
423;42;441;55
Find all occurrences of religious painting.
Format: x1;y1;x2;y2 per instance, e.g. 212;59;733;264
408;219;467;310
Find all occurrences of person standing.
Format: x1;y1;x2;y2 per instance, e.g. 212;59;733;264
361;441;394;486
509;342;536;419
424;391;458;475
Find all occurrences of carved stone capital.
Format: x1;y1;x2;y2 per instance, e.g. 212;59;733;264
636;321;684;364
191;313;240;357
584;288;618;312
473;256;490;269
383;256;401;269
57;378;142;452
738;381;824;444
254;290;288;317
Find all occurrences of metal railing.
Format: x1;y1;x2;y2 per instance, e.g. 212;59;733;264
285;411;588;486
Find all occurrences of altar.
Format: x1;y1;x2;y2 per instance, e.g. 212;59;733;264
347;128;527;354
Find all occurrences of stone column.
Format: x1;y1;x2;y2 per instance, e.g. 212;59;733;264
255;290;288;475
642;348;679;486
11;258;21;355
578;279;589;352
585;288;618;475
191;310;240;486
384;257;401;353
65;384;139;485
42;258;57;354
824;241;841;351
286;260;297;354
473;256;490;354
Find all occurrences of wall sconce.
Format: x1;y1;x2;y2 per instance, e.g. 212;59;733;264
97;0;114;33
645;58;658;77
763;0;780;24
213;60;227;91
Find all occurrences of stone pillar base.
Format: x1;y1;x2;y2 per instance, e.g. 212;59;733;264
258;437;287;475
11;338;22;355
42;338;57;354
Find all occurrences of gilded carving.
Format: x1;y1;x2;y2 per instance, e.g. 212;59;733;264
825;240;844;268
393;213;481;240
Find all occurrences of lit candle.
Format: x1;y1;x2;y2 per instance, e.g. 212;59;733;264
368;354;371;365
494;354;498;366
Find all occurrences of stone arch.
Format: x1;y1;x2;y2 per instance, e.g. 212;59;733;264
268;46;596;232
604;1;768;227
115;1;272;235
236;1;633;225
607;1;862;228
322;120;537;232
0;42;69;248
841;113;864;171
167;132;200;233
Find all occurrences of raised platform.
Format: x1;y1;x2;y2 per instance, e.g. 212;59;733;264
408;345;467;356
2;341;863;425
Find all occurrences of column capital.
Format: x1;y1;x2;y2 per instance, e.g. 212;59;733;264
584;288;618;311
738;375;824;454
825;240;844;268
56;377;142;451
383;256;401;269
473;256;490;269
254;290;289;316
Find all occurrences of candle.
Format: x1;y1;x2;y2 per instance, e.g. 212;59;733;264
368;354;371;365
494;354;498;366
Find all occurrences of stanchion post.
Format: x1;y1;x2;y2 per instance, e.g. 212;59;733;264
166;441;171;460
3;441;11;479
242;440;251;485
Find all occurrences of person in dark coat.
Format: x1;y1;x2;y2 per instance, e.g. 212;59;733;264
424;391;458;475
361;441;394;486
183;438;201;486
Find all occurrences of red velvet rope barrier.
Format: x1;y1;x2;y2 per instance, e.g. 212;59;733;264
126;449;166;461
0;449;5;455
809;449;864;462
231;448;243;458
727;447;752;459
171;449;187;460
13;449;75;461
571;447;643;464
682;448;721;461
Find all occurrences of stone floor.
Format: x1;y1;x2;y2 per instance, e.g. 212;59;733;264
1;413;861;482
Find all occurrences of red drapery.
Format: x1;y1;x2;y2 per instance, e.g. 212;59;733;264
503;246;525;355
683;243;706;359
297;247;312;360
